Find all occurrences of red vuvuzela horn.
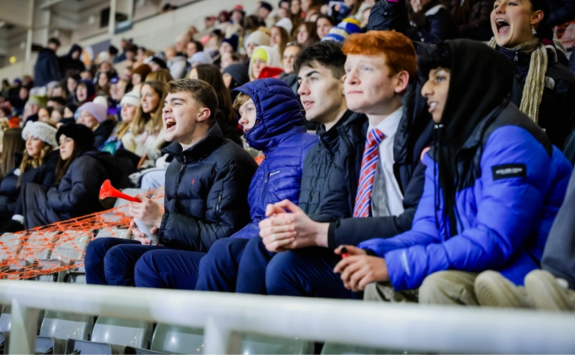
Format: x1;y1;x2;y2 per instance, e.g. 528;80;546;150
99;179;141;203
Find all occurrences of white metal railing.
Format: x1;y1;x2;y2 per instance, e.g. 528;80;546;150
0;280;574;354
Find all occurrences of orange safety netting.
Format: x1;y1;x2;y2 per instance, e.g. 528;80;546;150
0;189;164;280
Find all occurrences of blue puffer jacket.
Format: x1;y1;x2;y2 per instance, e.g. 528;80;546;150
231;79;318;239
359;102;572;291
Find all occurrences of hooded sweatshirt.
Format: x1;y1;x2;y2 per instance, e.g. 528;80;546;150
231;79;318;239
358;39;572;291
59;44;86;77
248;46;282;81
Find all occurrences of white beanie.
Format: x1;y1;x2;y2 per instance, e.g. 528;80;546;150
244;30;271;50
120;90;140;107
93;95;108;109
275;18;293;35
22;121;58;149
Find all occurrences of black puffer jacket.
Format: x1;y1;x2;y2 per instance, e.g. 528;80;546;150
327;82;434;248
298;111;368;222
497;46;575;150
58;44;86;77
0;150;59;216
159;123;258;252
47;150;110;220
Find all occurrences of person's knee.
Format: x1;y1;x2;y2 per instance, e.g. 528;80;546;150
200;239;236;271
85;238;114;266
419;271;456;304
265;252;299;293
134;251;162;287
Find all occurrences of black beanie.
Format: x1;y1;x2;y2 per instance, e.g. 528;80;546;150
56;123;95;153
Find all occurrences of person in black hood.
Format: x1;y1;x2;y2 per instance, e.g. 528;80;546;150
334;40;571;305
222;63;249;91
59;44;86;78
2;124;116;233
34;38;62;88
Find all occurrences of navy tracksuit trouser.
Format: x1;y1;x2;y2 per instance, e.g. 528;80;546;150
195;237;275;293
84;237;164;286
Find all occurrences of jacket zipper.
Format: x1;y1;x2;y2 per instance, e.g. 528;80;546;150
216;195;222;213
175;156;187;205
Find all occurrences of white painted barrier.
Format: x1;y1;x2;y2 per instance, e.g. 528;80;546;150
0;281;573;354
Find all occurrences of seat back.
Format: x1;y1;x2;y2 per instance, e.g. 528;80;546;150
240;333;314;354
39;311;94;341
50;231;91;262
150;324;204;354
0;306;11;332
91;317;153;348
0;233;24;263
19;231;59;264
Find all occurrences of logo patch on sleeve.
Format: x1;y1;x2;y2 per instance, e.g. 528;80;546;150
492;164;527;180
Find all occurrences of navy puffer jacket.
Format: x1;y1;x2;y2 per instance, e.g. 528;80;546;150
231;79;318;239
159;123;258;251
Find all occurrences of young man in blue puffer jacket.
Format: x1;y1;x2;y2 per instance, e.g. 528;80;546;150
133;79;317;289
334;40;572;305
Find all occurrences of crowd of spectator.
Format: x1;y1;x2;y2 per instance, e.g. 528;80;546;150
1;0;575;313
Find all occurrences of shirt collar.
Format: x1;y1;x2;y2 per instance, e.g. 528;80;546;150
368;106;403;139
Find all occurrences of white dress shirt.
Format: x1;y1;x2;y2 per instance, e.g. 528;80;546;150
369;106;405;217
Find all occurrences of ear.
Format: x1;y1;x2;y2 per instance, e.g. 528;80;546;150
394;70;410;95
197;107;211;123
530;9;544;26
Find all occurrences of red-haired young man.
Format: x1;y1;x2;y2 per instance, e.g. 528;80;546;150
260;31;434;300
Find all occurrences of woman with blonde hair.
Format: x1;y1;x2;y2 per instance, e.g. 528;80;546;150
122;81;166;164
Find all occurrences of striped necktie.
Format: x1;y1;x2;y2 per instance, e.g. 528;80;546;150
353;128;386;218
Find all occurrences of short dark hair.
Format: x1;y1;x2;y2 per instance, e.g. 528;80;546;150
48;38;61;47
109;45;119;55
166;79;218;124
418;42;452;80
126;44;138;53
294;41;346;79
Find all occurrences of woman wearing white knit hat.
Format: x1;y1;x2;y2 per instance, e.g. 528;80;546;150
100;90;140;154
0;121;59;225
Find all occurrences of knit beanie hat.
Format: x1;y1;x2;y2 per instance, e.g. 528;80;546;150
275;18;293;34
244;29;271;50
132;64;152;81
223;63;250;89
78;102;107;123
93;96;109;109
56;123;95;153
22;121;58;149
27;95;48;108
120;90;140;107
322;18;362;43
150;56;167;69
222;34;239;52
259;1;273;12
189;51;213;66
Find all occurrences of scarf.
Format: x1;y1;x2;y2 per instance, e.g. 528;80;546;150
488;37;548;123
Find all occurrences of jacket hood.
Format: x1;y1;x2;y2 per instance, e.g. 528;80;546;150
248;46;282;80
433;39;513;237
68;44;82;57
440;40;513;150
77;79;96;101
233;79;306;152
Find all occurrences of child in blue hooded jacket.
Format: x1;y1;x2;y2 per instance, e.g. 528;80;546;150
133;78;317;289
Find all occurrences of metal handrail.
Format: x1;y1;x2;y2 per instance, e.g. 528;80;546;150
0;280;574;354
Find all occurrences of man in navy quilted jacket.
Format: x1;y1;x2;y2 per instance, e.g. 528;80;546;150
84;79;258;286
132;79;317;289
335;40;572;305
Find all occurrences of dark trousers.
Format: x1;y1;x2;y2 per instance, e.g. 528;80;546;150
265;249;361;299
134;249;205;289
84;237;164;286
21;183;61;229
195;237;275;294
